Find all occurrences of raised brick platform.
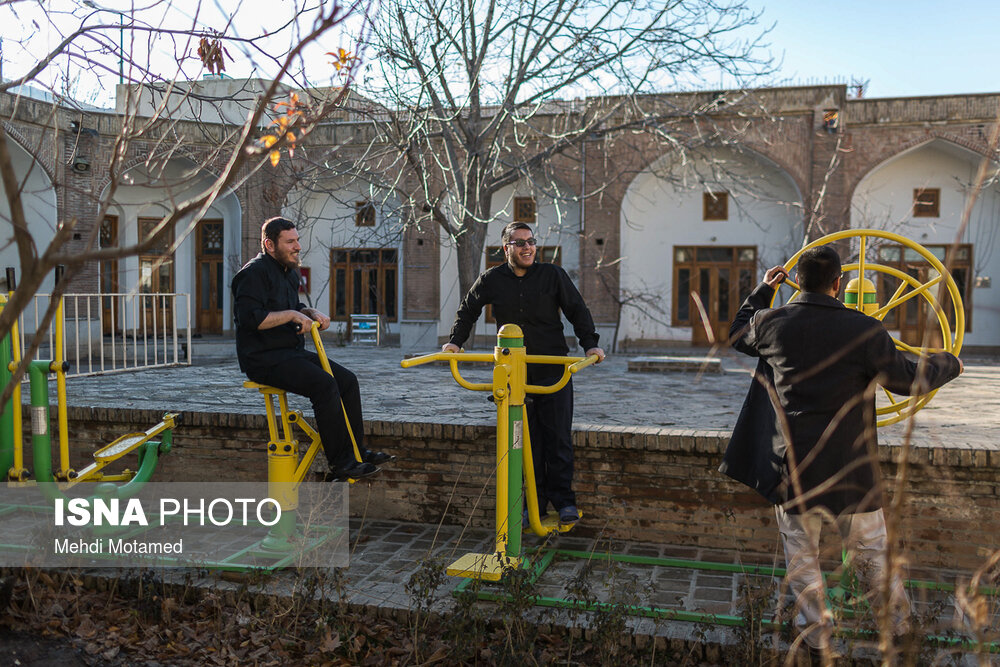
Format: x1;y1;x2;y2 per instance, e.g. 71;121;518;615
628;356;723;373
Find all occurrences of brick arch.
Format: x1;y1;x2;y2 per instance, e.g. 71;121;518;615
103;147;216;193
847;133;998;208
2;122;57;185
627;138;807;206
725;140;809;205
99;147;248;215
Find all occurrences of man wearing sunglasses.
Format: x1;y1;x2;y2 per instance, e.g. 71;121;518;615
443;221;605;526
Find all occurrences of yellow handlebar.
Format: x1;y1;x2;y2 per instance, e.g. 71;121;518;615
400;350;495;368
568;354;600;374
402;350;600;396
400;351;496;391
310;322;334;375
524;353;599;395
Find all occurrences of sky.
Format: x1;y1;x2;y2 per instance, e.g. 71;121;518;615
747;0;1000;98
1;0;999;105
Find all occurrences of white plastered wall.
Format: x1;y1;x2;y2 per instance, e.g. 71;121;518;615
619;145;803;343
0;137;58;297
438;183;582;347
851;139;1000;347
288;181;403;335
110;158;242;332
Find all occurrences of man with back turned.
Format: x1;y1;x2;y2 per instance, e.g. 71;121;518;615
722;245;962;657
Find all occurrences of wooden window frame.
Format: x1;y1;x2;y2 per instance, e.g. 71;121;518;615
355;200;376;227
913;188;940;218
672;245;756;326
877;243;973;332
702;192;729;221
513;196;536;224
328;247;399;323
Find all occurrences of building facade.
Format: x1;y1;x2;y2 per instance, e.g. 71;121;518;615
2;82;997;350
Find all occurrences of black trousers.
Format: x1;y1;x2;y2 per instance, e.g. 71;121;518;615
526;369;575;512
248;351;365;469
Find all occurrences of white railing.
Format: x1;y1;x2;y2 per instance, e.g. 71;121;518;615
17;293;192;377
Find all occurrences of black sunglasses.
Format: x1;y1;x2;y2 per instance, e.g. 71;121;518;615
505;238;537;248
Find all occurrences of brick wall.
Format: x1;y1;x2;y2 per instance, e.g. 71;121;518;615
41;405;1000;573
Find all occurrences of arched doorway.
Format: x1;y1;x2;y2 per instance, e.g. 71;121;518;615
619;144;803;346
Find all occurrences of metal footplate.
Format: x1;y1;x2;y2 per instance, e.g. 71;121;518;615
69;413;178;485
447;552;521;582
534;510;583;535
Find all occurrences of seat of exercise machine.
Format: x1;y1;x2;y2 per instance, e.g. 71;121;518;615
243;381;285;394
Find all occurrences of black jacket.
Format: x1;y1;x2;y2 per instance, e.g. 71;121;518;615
232;252;306;374
448;262;599;357
721;283;961;514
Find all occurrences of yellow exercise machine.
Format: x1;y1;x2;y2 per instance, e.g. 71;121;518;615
401;324;598;581
774;229;964;426
0;267;177;494
242;322;370;553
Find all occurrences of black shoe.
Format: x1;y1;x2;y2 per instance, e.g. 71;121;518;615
327;461;380;481
558;505;580;525
362;450;396;465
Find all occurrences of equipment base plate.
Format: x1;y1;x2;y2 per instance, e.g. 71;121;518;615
447;552;520;581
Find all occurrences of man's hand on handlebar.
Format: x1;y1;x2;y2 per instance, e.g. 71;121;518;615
763;266;789;288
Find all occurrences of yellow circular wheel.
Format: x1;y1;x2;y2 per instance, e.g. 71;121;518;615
773;229;964;427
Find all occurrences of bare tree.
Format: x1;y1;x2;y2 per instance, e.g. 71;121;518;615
321;0;772;296
0;0;367;401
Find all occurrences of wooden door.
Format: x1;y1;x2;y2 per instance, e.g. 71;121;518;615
99;216;119;335
195;219;224;333
138;218;174;334
691;265;736;345
876;244;972;350
673;246;756;346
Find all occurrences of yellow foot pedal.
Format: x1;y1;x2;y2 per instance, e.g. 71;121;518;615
447;552;520;581
94;433;149;462
555;508;582;532
527;510;583;536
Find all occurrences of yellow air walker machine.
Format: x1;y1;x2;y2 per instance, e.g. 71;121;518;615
402;324;599;581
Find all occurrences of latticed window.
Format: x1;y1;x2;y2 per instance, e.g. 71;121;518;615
199;221;224;255
513;196;536;223
100;216;116;249
139;218;172;255
913;188;940;217
329;248;398;322
355;201;376;227
702;192;729;221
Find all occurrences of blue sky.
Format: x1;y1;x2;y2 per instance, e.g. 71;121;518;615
750;0;1000;98
2;1;998;104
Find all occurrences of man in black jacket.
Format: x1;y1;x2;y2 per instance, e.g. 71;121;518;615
723;245;962;655
232;217;392;481
443;221;605;524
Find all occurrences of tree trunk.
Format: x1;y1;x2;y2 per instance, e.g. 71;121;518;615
453;184;494;298
454;217;490;299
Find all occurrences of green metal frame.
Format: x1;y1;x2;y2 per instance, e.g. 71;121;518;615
453;548;1000;652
